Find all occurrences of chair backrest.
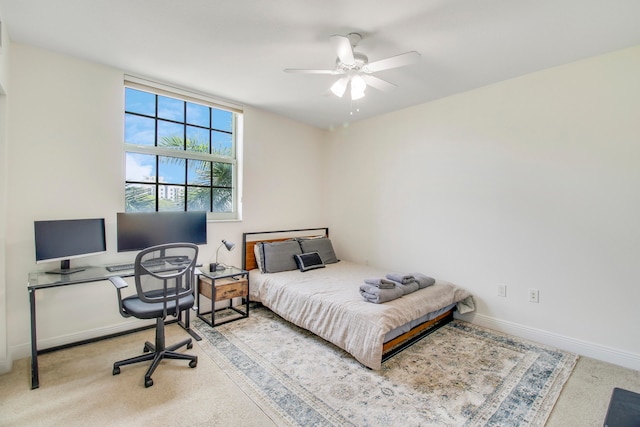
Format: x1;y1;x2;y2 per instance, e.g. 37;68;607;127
133;243;199;318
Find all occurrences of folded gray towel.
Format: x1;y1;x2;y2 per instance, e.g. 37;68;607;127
364;278;396;289
386;273;415;284
390;280;419;295
359;284;403;303
411;273;435;289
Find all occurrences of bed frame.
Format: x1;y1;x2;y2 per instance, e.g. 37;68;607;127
241;227;455;364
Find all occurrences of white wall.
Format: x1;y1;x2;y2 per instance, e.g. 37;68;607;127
4;43;326;360
241;105;327;232
326;45;640;369
0;7;10;373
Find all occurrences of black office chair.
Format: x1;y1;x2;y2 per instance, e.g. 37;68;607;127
109;243;198;387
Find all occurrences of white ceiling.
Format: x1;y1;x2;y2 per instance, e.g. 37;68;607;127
2;0;640;129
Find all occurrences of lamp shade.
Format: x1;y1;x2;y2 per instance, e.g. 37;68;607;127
222;240;235;251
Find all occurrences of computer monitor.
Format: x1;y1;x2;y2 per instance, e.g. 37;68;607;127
34;218;107;274
116;211;207;252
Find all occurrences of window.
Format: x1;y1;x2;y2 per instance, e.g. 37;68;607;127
123;77;242;220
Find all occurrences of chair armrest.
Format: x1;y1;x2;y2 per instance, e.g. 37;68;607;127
109;276;129;289
109;276;131;318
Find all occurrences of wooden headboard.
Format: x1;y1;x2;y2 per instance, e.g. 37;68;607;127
242;227;329;271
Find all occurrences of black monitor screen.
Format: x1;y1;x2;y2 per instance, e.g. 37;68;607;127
117;211;207;252
34;218;107;273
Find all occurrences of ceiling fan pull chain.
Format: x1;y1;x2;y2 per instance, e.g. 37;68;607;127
349;99;360;116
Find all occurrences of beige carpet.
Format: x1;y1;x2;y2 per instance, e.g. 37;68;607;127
0;325;276;426
1;318;639;426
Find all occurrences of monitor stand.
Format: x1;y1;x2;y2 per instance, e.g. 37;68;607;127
45;259;86;275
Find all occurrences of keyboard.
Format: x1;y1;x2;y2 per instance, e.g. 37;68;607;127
105;263;134;272
106;259;165;272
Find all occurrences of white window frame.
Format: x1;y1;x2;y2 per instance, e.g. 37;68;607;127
123;75;243;221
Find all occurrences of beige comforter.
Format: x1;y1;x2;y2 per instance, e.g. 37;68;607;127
249;261;474;370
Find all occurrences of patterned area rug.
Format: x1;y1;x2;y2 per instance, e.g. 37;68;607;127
193;307;577;427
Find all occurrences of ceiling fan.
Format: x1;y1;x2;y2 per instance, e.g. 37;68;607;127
284;32;421;101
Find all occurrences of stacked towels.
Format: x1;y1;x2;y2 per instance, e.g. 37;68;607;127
359;284;403;304
364;278;396;289
410;273;436;289
385;273;419;294
359;272;436;304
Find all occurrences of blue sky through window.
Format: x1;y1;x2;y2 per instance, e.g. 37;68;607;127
158;95;184;122
187;102;209;127
125;152;186;184
125;89;154;115
212;109;232;132
126;152;155;181
125;114;154;145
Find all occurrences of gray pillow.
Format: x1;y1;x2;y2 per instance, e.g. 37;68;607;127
260;240;302;273
298;237;338;264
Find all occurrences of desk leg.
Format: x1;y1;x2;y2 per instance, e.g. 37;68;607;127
29;288;39;389
246;275;250;317
180;308;201;341
175;275;200;341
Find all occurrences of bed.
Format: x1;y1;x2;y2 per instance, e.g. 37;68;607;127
242;228;475;370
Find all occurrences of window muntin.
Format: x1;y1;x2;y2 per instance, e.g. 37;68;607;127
124;83;241;219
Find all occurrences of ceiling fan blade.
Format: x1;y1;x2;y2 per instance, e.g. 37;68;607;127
362;75;397;92
365;51;421;73
284;68;339;74
330;35;355;65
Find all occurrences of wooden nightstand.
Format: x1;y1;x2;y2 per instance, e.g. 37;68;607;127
197;266;249;327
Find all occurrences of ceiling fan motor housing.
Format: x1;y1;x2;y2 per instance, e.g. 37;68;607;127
336;52;369;73
347;32;363;47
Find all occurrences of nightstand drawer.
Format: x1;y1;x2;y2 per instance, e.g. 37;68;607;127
199;277;248;301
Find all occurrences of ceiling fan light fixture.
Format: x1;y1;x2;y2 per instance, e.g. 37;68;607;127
351;88;365;100
330;76;349;98
350;75;366;100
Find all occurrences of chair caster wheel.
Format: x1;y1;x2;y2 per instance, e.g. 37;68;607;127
145;378;153;388
189;359;197;368
143;345;151;353
187;342;193;349
113;367;120;375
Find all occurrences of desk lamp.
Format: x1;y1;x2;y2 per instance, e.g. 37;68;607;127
210;239;235;271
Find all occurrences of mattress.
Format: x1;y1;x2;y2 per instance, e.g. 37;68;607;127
249;260;474;369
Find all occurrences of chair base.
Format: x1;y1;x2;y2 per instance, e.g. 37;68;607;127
113;318;197;387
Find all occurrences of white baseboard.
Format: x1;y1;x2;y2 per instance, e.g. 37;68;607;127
456;312;640;372
0;357;11;374
10;319;154;361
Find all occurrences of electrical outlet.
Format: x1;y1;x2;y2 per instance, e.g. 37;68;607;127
497;284;507;297
528;288;539;303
